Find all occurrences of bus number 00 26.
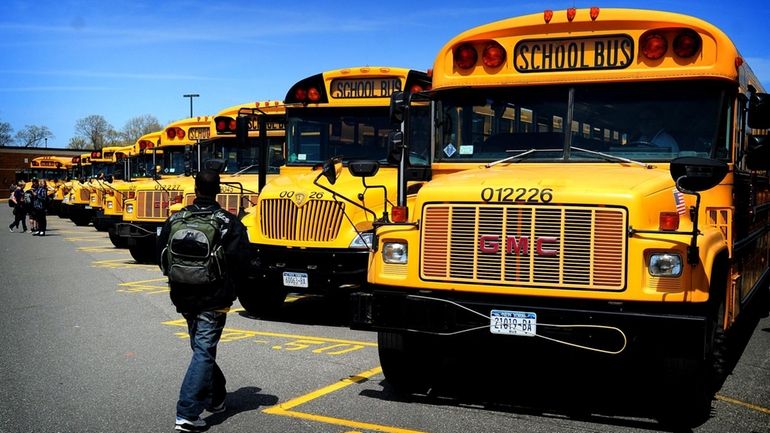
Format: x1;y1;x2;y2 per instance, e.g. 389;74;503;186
481;187;553;203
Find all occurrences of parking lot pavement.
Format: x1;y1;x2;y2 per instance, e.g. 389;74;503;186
1;206;768;433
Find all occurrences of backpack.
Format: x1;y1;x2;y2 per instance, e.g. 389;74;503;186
161;208;229;285
23;190;33;207
8;190;14;208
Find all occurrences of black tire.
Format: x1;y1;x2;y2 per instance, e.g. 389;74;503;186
71;215;91;226
93;219;110;232
658;269;728;428
109;231;128;248
129;241;157;264
378;331;431;395
238;287;287;318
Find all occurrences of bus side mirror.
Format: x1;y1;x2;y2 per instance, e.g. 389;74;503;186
670;157;728;192
745;135;770;171
348;160;380;178
320;157;342;185
749;93;770;129
389;91;406;124
387;130;404;164
236;116;250;146
184;145;192;176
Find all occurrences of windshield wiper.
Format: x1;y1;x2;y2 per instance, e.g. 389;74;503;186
233;164;258;176
571;146;652;168
485;148;562;168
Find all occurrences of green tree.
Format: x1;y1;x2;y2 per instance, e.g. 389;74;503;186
15;125;54;147
0;121;13;146
121;115;162;145
73;115;115;150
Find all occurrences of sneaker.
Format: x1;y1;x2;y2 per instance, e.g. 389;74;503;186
206;400;226;414
174;417;207;432
38;232;45;237
30;231;38;235
8;228;13;233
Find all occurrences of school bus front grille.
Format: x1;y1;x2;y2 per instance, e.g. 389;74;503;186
216;193;259;214
79;189;91;202
260;199;345;242
137;191;182;219
421;204;626;290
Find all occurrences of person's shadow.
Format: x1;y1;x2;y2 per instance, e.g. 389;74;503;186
203;387;278;427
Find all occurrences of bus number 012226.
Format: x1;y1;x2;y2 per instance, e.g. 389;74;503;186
480;187;553;203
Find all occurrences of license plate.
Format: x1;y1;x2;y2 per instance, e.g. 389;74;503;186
84;205;92;209
283;272;308;288
156;226;162;236
490;310;537;337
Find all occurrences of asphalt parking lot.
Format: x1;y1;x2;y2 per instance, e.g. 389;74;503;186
0;206;768;433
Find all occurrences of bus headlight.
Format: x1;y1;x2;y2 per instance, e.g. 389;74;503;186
649;253;682;277
107;201;113;209
382;242;407;264
349;232;374;249
126;204;134;214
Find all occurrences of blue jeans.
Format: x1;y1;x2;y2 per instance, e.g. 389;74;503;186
177;311;227;420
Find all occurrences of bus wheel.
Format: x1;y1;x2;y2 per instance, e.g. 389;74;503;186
129;241;156;264
378;331;431;396
238;288;286;318
93;219;110;232
71;214;91;226
109;231;128;248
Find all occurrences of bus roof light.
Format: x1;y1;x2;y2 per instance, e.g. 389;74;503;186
410;84;423;93
659;212;680;231
454;43;478;70
228;119;237;131
307;87;321;102
482;42;506;68
543;10;553;23
641;32;668;60
294;88;307;101
673;29;701;58
590;7;600;20
567;7;576;22
216;120;225;132
176;127;186;139
735;57;744;68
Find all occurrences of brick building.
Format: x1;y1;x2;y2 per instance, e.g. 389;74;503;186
0;146;84;190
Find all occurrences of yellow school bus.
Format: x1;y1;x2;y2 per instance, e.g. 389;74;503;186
176;100;286;214
236;67;431;316
62;152;95;225
100;132;162;247
26;156;74;214
116;116;213;263
348;8;770;424
85;145;133;231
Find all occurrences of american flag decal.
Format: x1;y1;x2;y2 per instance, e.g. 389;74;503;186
673;188;687;215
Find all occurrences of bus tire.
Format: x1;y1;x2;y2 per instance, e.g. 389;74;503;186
238;288;286;318
378;331;431;395
71;215;91;226
109;231;128;248
93;219;110;232
129;241;156;264
658;266;728;428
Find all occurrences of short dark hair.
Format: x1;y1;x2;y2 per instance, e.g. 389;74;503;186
195;169;220;197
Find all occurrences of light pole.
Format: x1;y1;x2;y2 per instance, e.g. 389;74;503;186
183;93;199;117
44;137;47;148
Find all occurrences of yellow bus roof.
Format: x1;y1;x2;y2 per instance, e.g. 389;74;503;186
432;8;749;90
211;100;286;138
135;130;162;154
284;66;430;108
30;155;73;169
159;116;213;148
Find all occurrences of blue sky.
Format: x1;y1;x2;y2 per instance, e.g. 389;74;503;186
1;0;768;148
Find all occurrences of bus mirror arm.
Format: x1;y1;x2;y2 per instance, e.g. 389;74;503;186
312;169;380;222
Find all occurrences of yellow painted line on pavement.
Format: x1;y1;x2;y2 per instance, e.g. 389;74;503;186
117;278;168;294
264;367;430;433
161;319;377;347
716;394;770;415
94;259;157;269
79;245;127;252
64;236;106;242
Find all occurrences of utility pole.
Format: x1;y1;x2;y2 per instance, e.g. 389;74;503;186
183;94;200;117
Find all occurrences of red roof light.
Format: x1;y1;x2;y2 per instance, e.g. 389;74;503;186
543;9;553;23
641;32;668;60
307;87;321;102
567;7;576;22
294;88;307;101
590;7;600;20
673;29;701;58
482;42;506;68
454;43;478;70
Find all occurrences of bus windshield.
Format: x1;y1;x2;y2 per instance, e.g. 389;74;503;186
91;162;116;177
435;81;730;163
130;153;155;178
159;147;186;175
286;107;395;164
199;138;284;174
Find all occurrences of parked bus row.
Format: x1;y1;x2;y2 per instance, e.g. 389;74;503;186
24;8;770;427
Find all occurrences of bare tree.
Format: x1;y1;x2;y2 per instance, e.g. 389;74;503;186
0;121;13;146
121;115;162;145
15;125;54;147
67;137;89;150
73;115;115;150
